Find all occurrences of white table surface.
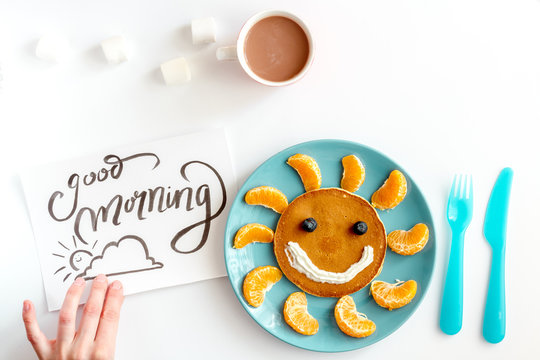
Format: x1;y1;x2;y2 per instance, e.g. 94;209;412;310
1;0;539;359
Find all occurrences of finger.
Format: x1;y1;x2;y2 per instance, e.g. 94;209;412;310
95;280;124;351
76;274;108;345
22;300;52;359
57;277;86;343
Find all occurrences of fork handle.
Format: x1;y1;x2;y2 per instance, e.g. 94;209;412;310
483;248;506;343
440;231;465;335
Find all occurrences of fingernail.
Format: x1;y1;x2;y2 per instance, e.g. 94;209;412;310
23;301;31;312
74;277;85;286
94;274;107;283
111;281;122;290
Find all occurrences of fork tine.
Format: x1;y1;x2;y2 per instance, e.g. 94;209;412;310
466;174;473;199
450;174;458;198
459;174;466;198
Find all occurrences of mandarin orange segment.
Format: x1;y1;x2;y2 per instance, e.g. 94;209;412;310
387;223;429;255
233;223;274;249
370;280;417;310
287;154;322;192
283;292;319;335
340;155;366;193
334;295;376;338
371;170;407;210
245;186;288;214
243;266;282;307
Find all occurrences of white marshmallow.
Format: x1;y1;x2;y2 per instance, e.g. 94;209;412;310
160;57;191;85
216;46;237;61
191;17;217;45
35;34;69;62
101;36;129;64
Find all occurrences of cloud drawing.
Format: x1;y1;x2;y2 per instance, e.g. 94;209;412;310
78;235;163;279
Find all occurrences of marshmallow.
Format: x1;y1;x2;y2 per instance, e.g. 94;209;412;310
160;57;191;85
191;17;217;45
216;46;237;61
101;35;129;64
35;34;69;62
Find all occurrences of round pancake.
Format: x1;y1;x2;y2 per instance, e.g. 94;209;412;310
274;188;386;297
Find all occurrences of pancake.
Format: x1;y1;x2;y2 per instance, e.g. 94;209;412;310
274;188;386;297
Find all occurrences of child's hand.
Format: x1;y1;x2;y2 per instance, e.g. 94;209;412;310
22;274;124;360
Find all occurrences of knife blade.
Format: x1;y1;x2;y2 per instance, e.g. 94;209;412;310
483;167;513;344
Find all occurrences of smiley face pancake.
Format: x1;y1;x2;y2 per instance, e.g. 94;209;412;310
274;188;387;297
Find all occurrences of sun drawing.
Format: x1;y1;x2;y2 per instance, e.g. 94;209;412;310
52;236;98;282
234;153;429;337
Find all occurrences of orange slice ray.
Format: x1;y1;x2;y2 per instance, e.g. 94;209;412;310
370;279;417;310
243;266;282;307
283;292;319;335
245;186;288;214
387;223;429;255
335;295;376;338
340;155;366;193
233;223;274;249
371;170;407;210
287;154;322;192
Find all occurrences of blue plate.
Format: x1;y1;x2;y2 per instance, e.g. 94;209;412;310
224;139;436;352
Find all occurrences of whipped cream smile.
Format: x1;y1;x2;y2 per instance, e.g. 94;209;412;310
284;242;374;284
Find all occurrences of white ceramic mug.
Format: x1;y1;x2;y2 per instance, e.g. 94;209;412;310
216;10;314;86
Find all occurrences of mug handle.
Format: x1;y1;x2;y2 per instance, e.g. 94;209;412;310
216;46;238;61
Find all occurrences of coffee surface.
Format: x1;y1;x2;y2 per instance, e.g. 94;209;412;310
244;16;310;82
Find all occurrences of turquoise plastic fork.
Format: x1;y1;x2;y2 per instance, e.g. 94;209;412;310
440;174;473;335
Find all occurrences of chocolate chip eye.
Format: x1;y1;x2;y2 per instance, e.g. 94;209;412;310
302;218;317;232
353;221;368;235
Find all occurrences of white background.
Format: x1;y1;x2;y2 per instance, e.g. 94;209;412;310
1;0;539;359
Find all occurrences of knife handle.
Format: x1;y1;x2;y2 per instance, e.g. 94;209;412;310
440;231;465;335
483;248;506;343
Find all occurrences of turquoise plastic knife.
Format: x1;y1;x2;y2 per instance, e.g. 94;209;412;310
483;167;513;344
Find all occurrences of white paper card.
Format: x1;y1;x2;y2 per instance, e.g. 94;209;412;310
21;129;236;311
